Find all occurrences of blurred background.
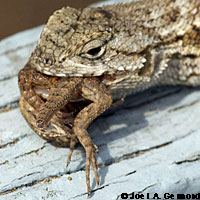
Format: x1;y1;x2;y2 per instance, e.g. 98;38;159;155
0;0;101;40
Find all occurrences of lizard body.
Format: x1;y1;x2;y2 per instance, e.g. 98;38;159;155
29;0;200;98
18;0;200;195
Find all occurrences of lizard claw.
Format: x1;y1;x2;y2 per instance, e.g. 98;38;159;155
85;144;99;195
93;143;99;153
66;137;76;168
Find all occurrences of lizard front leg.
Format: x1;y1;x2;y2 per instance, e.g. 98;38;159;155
35;77;83;161
36;77;82;128
73;77;112;195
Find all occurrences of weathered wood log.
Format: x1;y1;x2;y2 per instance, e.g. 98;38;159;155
0;1;200;199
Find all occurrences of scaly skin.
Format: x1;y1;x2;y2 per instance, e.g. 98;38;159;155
18;0;200;195
28;0;200;99
18;65;112;195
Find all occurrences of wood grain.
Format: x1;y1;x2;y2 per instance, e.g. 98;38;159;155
0;1;200;199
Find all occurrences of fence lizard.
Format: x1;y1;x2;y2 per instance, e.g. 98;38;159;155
19;0;200;195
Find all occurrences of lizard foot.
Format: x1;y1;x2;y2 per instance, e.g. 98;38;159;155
66;136;77;167
85;143;99;195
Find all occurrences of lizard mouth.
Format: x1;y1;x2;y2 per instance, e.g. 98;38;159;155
32;73;111;130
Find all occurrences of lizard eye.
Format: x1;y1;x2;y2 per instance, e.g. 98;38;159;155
81;40;106;59
85;46;105;59
87;46;102;56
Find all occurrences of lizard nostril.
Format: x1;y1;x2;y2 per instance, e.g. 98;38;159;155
44;58;49;63
43;56;54;66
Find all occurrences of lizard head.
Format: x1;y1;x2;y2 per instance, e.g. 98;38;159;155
29;5;149;78
30;0;196;79
29;6;114;77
